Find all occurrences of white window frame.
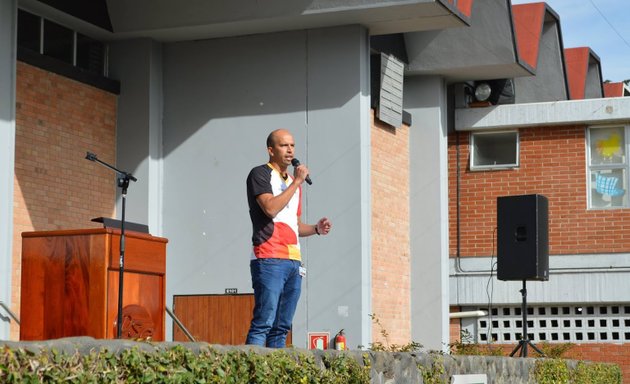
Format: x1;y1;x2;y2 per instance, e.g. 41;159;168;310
469;130;520;171
586;124;630;209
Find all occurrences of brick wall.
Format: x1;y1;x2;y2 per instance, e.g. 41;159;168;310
565;344;630;381
371;110;411;346
11;61;117;339
448;125;630;257
448;125;630;381
449;306;462;344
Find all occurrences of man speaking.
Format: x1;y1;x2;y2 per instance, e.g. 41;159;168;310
245;129;332;348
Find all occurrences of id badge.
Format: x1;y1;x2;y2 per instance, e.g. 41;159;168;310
299;266;306;277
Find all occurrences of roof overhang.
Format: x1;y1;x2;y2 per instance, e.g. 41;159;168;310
455;97;630;131
404;0;531;82
20;0;470;42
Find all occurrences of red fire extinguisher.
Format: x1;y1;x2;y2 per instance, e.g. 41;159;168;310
334;329;346;351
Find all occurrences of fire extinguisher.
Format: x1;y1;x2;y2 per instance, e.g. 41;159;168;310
334;329;346;351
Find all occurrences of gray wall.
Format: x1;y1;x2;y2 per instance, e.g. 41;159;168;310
515;21;568;103
405;76;450;351
159;25;372;347
451;254;630;306
585;61;603;99
0;0;16;339
109;39;164;234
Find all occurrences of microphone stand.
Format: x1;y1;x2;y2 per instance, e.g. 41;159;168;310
85;152;137;339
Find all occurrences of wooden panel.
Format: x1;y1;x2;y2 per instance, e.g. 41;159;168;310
62;235;91;337
108;232;167;275
172;295;198;342
173;295;292;346
231;295;255;344
107;271;165;340
87;233;108;338
21;234;102;340
20;237;48;339
215;296;233;344
173;295;251;344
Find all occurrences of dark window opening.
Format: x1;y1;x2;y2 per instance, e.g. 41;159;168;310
76;33;105;75
43;19;73;65
17;10;40;52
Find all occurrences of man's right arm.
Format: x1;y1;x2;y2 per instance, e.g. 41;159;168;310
256;180;301;218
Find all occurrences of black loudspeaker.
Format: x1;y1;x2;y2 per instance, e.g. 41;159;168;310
497;194;549;281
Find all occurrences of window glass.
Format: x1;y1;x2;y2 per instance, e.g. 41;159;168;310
17;9;41;52
76;33;105;75
43;19;73;65
590;169;627;208
471;131;518;169
589;127;625;165
588;126;628;209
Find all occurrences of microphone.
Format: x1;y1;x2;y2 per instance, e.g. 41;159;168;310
291;158;312;185
85;152;97;161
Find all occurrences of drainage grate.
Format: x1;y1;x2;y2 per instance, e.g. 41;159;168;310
476;305;630;344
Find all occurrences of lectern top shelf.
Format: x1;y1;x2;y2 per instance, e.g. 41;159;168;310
91;217;149;233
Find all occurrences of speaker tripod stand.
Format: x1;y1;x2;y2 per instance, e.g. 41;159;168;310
510;280;545;357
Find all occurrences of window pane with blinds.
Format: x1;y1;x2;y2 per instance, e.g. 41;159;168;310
76;33;105;75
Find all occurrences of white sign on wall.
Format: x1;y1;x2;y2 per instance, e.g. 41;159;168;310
451;374;488;384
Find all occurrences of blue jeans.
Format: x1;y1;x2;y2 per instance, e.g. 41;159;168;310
246;258;302;348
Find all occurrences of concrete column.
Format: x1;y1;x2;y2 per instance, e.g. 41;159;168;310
108;39;163;235
0;0;17;339
405;76;450;351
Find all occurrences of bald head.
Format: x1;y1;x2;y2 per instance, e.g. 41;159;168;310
266;129;295;169
266;129;292;148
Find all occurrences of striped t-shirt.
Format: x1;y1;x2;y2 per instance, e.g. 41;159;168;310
247;163;302;260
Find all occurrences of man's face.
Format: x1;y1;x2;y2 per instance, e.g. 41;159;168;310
268;131;295;167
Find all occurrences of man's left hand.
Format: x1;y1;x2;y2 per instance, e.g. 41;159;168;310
316;217;332;235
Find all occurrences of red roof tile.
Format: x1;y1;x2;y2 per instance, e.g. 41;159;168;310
445;0;473;18
512;2;546;70
603;82;624;98
565;47;590;100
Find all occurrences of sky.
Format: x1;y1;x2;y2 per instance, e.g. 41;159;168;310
511;0;630;82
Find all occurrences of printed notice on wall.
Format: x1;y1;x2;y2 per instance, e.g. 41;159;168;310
451;374;487;384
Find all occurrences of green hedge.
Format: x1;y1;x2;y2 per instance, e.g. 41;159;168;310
1;343;623;383
0;345;370;384
534;358;622;384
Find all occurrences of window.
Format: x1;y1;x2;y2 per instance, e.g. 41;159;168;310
43;19;74;65
587;126;629;209
17;9;41;52
17;9;106;76
470;131;519;170
76;34;105;74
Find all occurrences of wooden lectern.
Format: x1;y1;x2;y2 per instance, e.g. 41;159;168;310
20;227;167;341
